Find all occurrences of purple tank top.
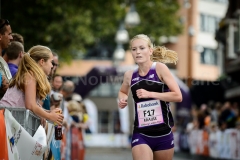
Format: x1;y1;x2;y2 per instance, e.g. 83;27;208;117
130;62;174;136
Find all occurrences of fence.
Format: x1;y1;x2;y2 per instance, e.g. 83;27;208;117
0;107;41;136
174;129;240;160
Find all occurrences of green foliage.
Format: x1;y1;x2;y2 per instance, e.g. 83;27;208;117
2;0;182;61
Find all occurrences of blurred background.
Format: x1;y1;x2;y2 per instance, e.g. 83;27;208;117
3;0;240;159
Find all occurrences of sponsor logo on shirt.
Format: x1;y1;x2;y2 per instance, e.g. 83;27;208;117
149;74;154;79
132;77;140;81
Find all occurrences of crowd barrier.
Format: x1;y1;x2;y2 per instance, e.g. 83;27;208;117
0;107;54;160
174;129;240;160
1;107;41;136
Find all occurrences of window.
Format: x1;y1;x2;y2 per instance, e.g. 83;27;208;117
215;0;228;3
200;48;217;65
203;0;228;3
98;111;109;133
234;26;240;54
98;110;121;133
200;14;221;33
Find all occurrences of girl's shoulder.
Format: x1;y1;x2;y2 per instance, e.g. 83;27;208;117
125;70;134;77
155;62;170;73
123;70;134;86
23;71;36;80
21;72;37;87
155;62;170;82
155;62;167;69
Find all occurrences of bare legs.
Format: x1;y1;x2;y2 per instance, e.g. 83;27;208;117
132;144;153;160
153;148;174;160
132;144;174;160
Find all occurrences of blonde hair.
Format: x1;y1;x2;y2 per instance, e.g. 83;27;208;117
130;34;178;64
67;100;83;121
9;45;52;100
67;100;82;114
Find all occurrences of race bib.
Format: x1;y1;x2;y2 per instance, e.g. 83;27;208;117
137;99;164;128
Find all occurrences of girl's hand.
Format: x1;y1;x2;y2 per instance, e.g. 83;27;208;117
118;99;128;109
136;89;151;99
49;108;64;125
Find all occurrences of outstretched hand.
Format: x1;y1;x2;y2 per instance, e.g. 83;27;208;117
49;108;64;125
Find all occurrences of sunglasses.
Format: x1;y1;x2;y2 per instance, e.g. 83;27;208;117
0;19;10;29
52;61;59;67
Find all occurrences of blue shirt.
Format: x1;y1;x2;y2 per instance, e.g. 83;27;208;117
8;63;18;77
42;94;51;110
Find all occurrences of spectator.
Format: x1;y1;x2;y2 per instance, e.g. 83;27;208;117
59;80;75;160
0;18;13;160
219;101;236;128
42;51;60;110
72;93;91;160
66;100;85;160
59;80;75;128
48;51;59;81
11;33;24;44
0;19;13;97
6;41;24;77
51;74;63;93
3;32;24;62
0;19;13;55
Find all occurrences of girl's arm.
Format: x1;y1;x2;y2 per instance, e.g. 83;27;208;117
24;73;63;125
118;70;132;109
136;63;182;102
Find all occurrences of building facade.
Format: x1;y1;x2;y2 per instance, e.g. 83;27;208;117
170;0;228;82
216;0;240;101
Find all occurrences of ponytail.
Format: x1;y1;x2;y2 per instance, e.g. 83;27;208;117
150;46;178;64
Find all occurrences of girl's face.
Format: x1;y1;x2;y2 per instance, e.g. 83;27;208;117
39;53;53;76
130;39;152;64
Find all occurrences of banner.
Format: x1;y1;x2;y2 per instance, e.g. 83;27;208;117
185;128;240;159
4;109;48;160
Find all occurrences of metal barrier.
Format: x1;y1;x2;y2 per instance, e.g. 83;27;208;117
0;107;41;136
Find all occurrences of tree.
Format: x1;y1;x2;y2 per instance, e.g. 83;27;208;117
2;0;182;61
